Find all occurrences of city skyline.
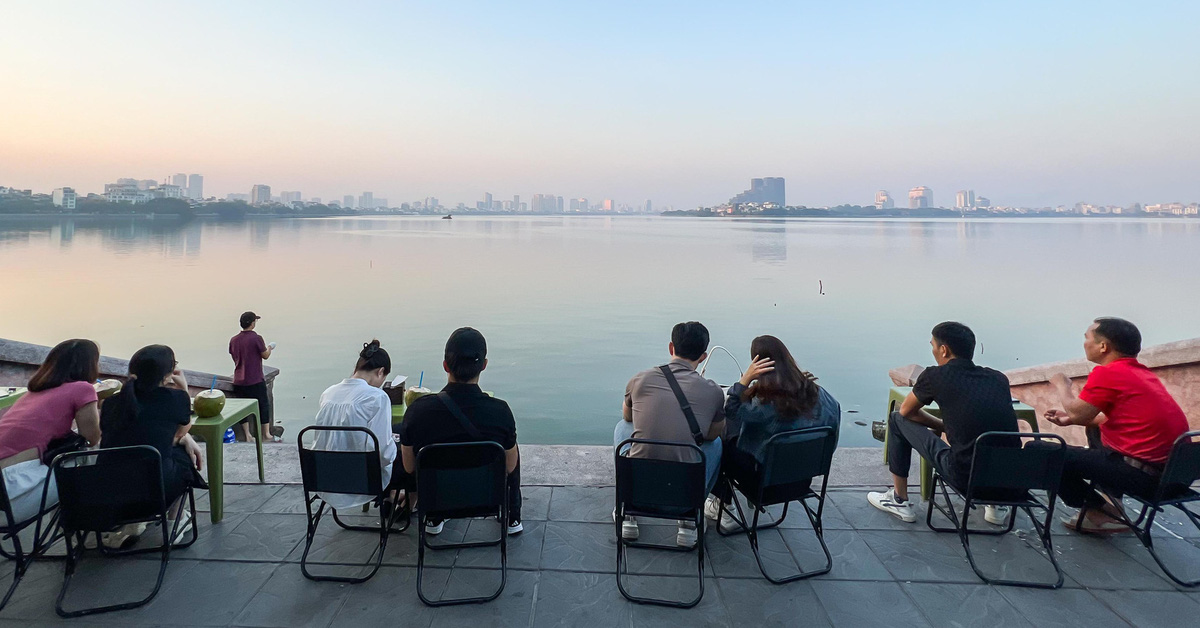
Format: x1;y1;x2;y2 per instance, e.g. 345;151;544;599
2;3;1198;208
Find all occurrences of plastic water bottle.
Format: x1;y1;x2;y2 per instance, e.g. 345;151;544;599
223;428;237;443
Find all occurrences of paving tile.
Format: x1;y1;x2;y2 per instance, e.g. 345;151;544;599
548;486;612;523
257;485;310;514
781;529;893;581
454;519;546;570
532;571;631;628
705;526;799;580
379;519;468;568
195;484;282;514
283;514;389;570
902;582;1033;628
997;587;1131;628
810;580;932;628
330;566;441;628
950;531;1074;588
428;569;538;628
1095;589;1200;628
1049;532;1175;590
520;486;552;521
233;565;352;627
859;529;977;583
716;578;831;627
624;574;728;627
826;490;933;532
131;560;278;626
0;557;195;624
187;513;307;562
540;521;615;573
1151;505;1200;538
1109;532;1200;588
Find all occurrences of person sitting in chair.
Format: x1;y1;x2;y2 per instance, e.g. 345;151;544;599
1044;317;1188;533
615;321;725;547
867;322;1019;524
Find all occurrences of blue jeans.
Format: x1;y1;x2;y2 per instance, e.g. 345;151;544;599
613;420;722;494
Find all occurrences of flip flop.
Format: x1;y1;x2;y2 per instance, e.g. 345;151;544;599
1060;515;1128;534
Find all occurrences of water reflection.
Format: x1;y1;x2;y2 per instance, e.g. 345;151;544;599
750;221;787;264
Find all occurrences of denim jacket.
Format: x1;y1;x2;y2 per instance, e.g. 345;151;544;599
724;382;841;461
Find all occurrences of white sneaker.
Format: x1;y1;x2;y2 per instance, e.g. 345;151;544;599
101;522;147;550
984;505;1010;526
612;510;640;541
718;510;742;534
425;519;445;535
168;509;194;545
676;520;699;547
506;519;524;535
867;488;917;523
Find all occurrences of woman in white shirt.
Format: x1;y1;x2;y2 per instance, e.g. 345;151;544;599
312;340;398;511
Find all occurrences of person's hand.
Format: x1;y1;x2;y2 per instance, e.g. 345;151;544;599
1049;373;1072;390
183;435;204;471
1044;409;1072;426
739;355;775;387
268;342;276;350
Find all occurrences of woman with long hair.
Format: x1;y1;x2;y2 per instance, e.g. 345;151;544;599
0;339;103;523
706;335;841;531
100;345;205;544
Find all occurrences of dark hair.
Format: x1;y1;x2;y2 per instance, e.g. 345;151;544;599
27;339;100;392
355;340;392;375
445;328;487;382
106;345;176;431
1093;317;1141;357
671;321;710;361
745;335;820;419
931;321;975;360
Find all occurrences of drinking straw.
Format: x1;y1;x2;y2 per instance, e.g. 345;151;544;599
210;376;217;391
418;371;424;388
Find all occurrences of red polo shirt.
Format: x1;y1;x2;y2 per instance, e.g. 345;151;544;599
1079;358;1188;464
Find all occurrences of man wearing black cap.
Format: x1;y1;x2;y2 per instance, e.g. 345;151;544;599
399;327;523;535
229;311;277;442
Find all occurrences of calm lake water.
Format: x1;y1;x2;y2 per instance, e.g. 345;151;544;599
2;215;1198;447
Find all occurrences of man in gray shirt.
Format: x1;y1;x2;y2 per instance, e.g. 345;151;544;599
615;321;725;547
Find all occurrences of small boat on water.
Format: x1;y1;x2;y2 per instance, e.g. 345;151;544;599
442;214;452;219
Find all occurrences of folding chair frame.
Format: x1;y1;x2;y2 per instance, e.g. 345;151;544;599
927;432;1066;589
0;471;63;611
716;473;832;583
614;438;706;608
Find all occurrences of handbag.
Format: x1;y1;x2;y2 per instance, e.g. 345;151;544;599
41;432;90;466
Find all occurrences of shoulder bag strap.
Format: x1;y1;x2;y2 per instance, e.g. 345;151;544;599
659;364;705;445
437;391;484;440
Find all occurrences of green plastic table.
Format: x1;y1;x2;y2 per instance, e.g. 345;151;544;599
884;386;1038;501
191;398;265;523
0;388;27;411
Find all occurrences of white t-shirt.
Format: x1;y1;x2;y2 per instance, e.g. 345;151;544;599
312;378;396;510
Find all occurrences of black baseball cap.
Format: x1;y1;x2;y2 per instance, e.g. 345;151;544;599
444;327;486;365
240;311;261;329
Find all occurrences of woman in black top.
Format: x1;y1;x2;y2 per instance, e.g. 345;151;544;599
101;345;205;541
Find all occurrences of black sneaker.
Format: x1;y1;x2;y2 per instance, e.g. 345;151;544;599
507;519;523;535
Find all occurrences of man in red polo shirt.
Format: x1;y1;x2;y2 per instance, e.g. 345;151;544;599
1044;317;1188;533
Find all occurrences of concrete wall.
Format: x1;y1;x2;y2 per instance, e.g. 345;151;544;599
1004;337;1200;447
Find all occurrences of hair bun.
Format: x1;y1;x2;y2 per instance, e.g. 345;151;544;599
361;339;381;358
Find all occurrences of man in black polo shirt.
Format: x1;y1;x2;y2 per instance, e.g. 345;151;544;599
399;327;523;535
867;322;1019;523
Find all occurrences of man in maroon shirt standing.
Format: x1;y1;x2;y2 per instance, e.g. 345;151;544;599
230;311;278;442
1044;317;1188;533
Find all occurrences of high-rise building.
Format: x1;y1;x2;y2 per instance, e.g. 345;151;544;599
343;195;355;208
512;195;519;211
376;198;388;209
484;192;493;210
359;192;374;209
280;191;302;205
975;197;991;208
556;196;564;212
603;199;614;211
250;184;272;205
187;174;203;200
729;177;785;206
875;190;894;210
137;179;158;190
644;200;653;214
172;173;187;189
955;190;975;209
908;186;933;209
105;181;152;203
52;187;77;209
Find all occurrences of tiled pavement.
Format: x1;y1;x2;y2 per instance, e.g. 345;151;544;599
3;484;1200;627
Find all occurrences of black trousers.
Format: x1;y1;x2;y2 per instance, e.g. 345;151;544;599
712;438;813;504
886;411;962;490
388;456;523;523
232;382;271;425
1054;445;1159;509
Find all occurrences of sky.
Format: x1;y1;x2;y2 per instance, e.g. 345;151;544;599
1;1;1198;209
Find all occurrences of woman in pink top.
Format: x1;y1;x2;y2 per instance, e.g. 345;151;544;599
0;339;103;523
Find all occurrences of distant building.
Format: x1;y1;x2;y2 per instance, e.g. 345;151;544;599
52;187;77;209
556;196;564;212
280;191;302;205
512;195;520;211
645;199;653;213
729;177;785;206
531;194;557;213
376;198;388;209
874;190;894;210
188;174;203;200
359;192;374;209
976;196;991;208
171;173;187;190
136;179;158;190
105;181;152;204
603;199;614;211
484;192;493;210
343;194;354;209
955;190;975;209
570;198;588;211
250;184;272;205
909;186;933;209
226;193;250;202
153;184;185;199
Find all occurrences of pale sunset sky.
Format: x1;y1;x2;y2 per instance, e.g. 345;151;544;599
1;1;1197;208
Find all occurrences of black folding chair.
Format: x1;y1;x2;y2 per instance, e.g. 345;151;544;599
415;441;508;606
297;426;409;584
51;445;195;617
714;426;838;583
927;432;1067;589
614;438;707;608
0;455;62;610
1077;430;1200;587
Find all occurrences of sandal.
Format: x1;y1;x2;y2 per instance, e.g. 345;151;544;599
1061;514;1128;534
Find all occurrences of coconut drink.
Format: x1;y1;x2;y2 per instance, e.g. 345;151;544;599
193;389;226;418
94;378;123;400
403;386;433;407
